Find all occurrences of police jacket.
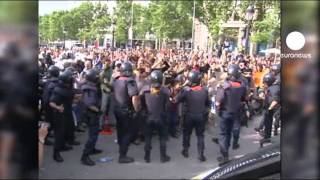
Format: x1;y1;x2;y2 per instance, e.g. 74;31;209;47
265;83;280;109
112;76;138;109
238;75;250;93
274;74;281;86
175;85;210;114
49;82;74;114
216;80;246;114
139;85;170;122
81;82;101;112
42;77;59;107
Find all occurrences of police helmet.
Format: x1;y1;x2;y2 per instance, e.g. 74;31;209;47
227;64;240;81
48;65;60;77
85;69;100;84
120;62;133;77
188;70;202;86
174;74;184;84
271;64;280;75
65;66;77;75
236;54;244;61
59;69;74;85
150;70;163;88
263;72;275;86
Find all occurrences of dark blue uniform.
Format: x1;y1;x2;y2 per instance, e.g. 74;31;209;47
216;80;246;158
112;76;139;158
50;83;74;155
140;85;170;159
81;82;102;155
263;83;280;139
175;85;210;157
42;77;59;128
238;75;250;126
65;87;76;145
273;74;281;134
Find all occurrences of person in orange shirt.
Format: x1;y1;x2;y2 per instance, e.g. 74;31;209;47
252;64;268;91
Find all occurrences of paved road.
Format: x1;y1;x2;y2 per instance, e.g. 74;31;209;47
39;115;278;179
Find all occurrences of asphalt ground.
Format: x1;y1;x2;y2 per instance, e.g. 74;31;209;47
39;114;280;179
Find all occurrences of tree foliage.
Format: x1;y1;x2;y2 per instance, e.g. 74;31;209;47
39;2;110;43
39;0;280;45
250;1;280;44
148;1;192;40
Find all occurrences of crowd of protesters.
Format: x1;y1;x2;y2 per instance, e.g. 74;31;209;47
38;43;281;166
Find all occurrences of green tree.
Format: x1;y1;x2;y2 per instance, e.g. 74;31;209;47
47;11;66;41
39;15;51;42
39;1;113;43
132;4;149;40
195;1;234;41
114;0;131;44
148;1;192;40
250;1;280;44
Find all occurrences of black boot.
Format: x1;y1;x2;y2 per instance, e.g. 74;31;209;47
254;127;261;133
53;151;63;163
118;146;135;163
44;139;53;146
68;140;81;146
198;151;206;162
132;139;141;145
181;148;189;158
60;145;73;152
118;156;134;163
81;153;95;166
274;128;278;136
144;151;151;163
232;142;240;150
89;148;103;155
160;151;171;163
217;156;229;165
76;126;85;132
212;137;219;144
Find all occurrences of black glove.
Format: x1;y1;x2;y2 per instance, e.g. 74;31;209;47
132;111;140;120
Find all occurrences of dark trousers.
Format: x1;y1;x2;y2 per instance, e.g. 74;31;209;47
65;113;75;144
273;108;280;130
144;120;168;155
219;112;239;157
257;114;265;130
83;118;100;155
264;109;275;139
53;112;67;152
44;107;54;140
114;109;135;156
182;113;205;154
131;112;145;142
168;110;178;136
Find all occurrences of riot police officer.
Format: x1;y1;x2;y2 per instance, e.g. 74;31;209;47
175;70;210;162
140;70;171;163
271;64;281;85
42;65;60;145
216;64;247;164
112;62;140;163
49;70;75;162
62;67;80;146
270;64;281;135
260;72;280;144
80;69;103;166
